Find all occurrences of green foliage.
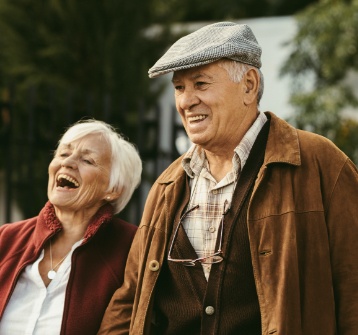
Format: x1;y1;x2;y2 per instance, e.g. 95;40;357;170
151;0;317;22
280;0;358;163
335;118;358;163
0;0;175;219
0;0;171;99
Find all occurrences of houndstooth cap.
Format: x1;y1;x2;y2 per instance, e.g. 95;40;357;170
148;22;262;78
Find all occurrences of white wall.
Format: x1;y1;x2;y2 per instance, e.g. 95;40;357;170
251;16;296;118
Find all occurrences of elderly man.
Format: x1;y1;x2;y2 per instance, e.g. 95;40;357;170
99;22;358;334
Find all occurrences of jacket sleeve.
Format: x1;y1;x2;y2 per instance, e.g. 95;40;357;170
97;229;141;335
97;179;170;335
327;159;358;334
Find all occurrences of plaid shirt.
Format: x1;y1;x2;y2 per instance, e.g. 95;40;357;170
181;112;267;280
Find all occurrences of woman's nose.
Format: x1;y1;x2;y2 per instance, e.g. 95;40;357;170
61;155;78;169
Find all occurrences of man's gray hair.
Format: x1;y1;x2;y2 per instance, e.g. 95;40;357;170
217;59;264;105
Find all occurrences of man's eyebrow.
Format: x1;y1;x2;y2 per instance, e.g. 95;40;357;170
191;73;213;80
172;72;213;83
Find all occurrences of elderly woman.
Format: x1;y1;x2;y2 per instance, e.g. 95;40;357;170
0;119;142;335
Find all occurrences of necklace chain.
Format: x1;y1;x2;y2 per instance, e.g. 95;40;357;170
47;239;71;280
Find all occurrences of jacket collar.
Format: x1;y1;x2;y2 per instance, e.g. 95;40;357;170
157;112;301;186
33;201;114;248
263;112;301;167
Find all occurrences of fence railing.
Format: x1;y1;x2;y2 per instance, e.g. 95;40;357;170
0;85;185;225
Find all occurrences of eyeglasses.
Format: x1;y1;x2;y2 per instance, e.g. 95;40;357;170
167;200;230;267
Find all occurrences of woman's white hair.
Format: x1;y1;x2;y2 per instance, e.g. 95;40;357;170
217;59;264;105
58;119;142;214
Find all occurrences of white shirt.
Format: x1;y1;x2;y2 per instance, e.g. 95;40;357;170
0;240;82;335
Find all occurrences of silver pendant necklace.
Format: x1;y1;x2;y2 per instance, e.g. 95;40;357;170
47;239;70;280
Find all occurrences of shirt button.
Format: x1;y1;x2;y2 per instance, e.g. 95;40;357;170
209;226;215;233
148;260;160;272
205;306;215;315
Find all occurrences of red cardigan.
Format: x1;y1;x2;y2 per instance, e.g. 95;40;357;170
0;201;137;335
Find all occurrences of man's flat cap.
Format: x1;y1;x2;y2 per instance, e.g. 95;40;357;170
148;22;262;78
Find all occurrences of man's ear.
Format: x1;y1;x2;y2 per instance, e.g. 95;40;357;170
243;68;260;106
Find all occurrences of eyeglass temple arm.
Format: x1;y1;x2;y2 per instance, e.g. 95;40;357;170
168;204;200;256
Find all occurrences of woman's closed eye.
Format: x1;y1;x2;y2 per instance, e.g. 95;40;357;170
82;157;95;165
59;152;71;158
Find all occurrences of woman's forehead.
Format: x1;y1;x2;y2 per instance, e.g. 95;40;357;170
58;134;109;154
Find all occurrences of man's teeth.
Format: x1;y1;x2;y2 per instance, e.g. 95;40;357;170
188;115;207;122
57;174;79;187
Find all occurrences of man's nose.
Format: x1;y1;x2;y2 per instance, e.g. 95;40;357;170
177;88;200;111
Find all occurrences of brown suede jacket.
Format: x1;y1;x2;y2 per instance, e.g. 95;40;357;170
99;112;358;335
0;201;137;335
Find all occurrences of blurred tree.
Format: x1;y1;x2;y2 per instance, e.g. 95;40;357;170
280;0;358;164
0;0;176;219
335;118;358;163
154;0;318;22
0;0;176;109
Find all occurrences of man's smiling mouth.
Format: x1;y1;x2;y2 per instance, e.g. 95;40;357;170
188;115;207;122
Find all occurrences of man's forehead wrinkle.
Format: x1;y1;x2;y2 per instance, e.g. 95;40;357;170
191;72;213;80
172;71;213;82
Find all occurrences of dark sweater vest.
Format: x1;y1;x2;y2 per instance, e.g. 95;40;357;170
154;120;270;335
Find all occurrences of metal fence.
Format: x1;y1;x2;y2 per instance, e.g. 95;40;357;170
0;86;184;225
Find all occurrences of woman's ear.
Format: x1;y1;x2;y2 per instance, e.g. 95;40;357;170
243;68;259;106
105;189;122;202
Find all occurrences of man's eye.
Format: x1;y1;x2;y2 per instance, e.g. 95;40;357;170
83;159;93;165
196;81;207;88
174;85;184;92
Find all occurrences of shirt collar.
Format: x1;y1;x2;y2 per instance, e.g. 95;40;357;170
182;111;267;178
